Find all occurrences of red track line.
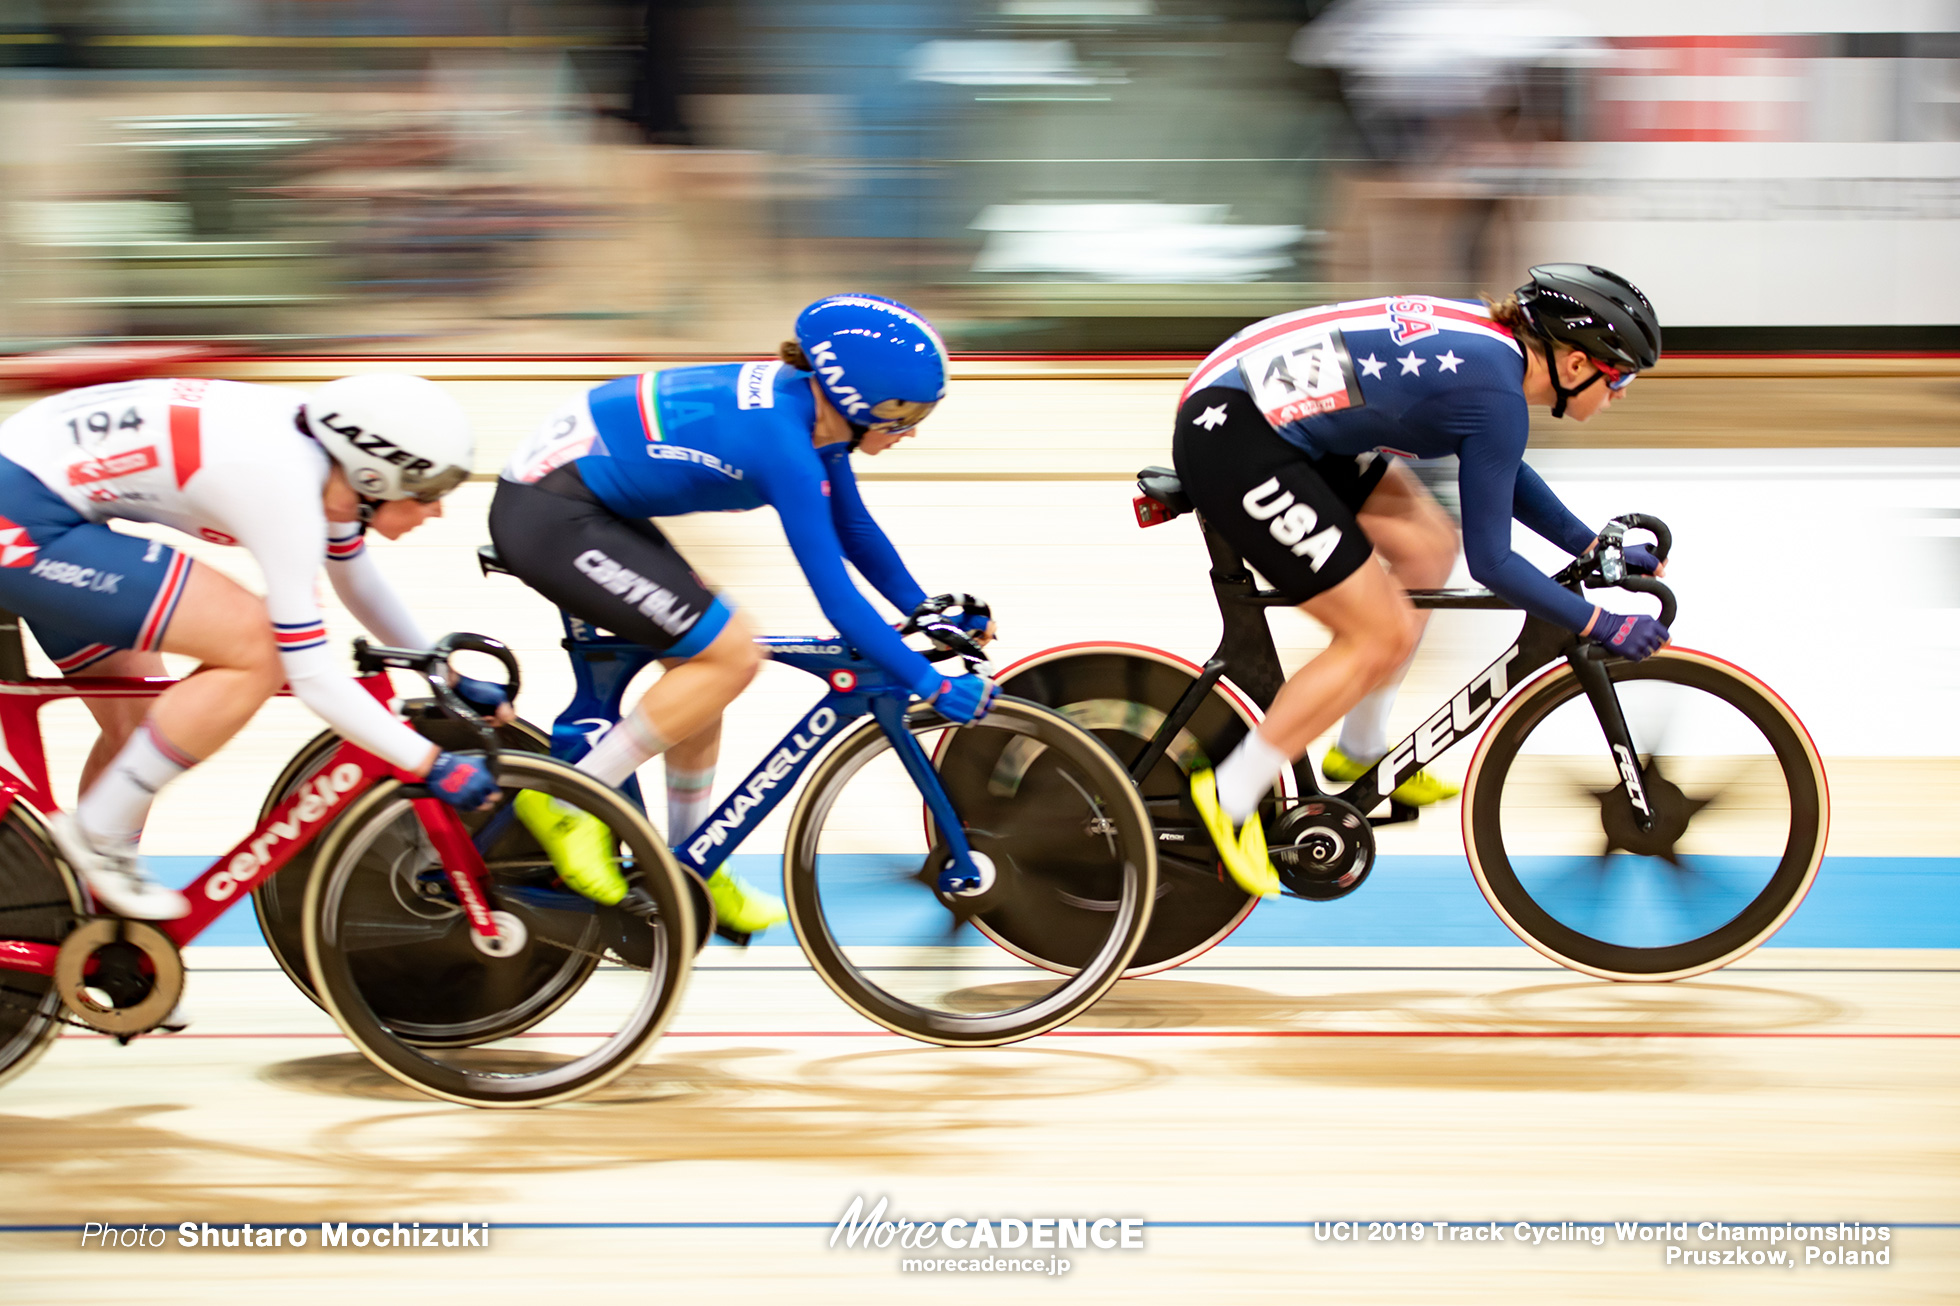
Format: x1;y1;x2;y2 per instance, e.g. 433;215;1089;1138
64;1029;1960;1041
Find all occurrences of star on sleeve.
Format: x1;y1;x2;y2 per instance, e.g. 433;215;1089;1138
1436;350;1463;373
1357;353;1386;379
1398;351;1426;376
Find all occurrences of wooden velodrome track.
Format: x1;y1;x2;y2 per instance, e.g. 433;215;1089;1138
4;359;1960;1304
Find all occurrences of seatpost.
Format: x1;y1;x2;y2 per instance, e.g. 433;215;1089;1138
1200;521;1287;712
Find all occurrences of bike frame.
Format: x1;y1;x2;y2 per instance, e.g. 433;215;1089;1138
1150;510;1659;830
544;613;987;892
0;671;500;980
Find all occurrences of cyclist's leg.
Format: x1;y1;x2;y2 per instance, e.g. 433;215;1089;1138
66;649;166;793
657;708;721;846
1328;461;1462;804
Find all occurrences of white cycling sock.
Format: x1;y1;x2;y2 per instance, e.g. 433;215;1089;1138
77;719;197;847
1214;727;1291;825
576;712;670;789
1336;652;1417;762
665;763;716;843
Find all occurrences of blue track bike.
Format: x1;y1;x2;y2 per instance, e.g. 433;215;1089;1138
256;548;1157;1047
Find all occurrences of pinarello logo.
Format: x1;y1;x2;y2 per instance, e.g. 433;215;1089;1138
829;670;857;691
0;516;38;569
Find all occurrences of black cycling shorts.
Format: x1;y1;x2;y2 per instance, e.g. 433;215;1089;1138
1171;385;1387;603
487;464;730;658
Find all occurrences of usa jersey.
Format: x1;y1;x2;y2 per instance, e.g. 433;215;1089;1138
1183;297;1599;631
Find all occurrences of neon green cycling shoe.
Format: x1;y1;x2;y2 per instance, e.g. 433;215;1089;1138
705;867;787;935
514;789;628;906
1321;744;1461;807
1189;768;1281;898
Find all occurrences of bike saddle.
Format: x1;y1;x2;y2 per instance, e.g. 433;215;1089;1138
1134;466;1192;526
477;544;512;577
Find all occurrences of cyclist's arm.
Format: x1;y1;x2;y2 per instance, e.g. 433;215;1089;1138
1452;403;1598;633
323;521;431;650
193;470;435;771
765;462;941;697
817;444;929;613
1510;461;1596;556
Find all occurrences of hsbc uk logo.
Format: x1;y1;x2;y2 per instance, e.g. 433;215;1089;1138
0;517;36;569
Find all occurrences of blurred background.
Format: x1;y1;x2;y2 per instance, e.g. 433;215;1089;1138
0;0;1955;357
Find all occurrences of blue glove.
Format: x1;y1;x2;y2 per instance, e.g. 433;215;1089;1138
929;673;998;724
452;674;510;716
426;751;500;809
1624;543;1663;576
1590;611;1669;661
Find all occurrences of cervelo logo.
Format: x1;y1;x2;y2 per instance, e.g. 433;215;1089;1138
67;447;159;486
1383;644;1522;787
687;707;838;862
315;411;435;479
736;360;779;410
206;762;364;901
1242;478;1343;572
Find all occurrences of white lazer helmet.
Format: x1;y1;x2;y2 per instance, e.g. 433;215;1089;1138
304;374;474;502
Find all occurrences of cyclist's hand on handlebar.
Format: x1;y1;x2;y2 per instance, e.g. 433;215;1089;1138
927;672;998;723
909;593;997;648
426;751;502;810
1589;610;1670;661
1624;543;1666;578
451;673;516;725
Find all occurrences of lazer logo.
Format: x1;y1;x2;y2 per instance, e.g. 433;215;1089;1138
573;549;701;636
1383;644;1523;788
315;411;436;479
807;341;870;419
1613;744;1651;815
31;559;120;592
205;763;364;901
687;707;839;862
1242;478;1343;571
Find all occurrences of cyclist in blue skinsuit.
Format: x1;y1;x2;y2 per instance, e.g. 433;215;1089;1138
1178;265;1669;896
490;295;996;933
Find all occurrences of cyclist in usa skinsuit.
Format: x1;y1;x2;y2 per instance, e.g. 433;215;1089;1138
490;294;995;934
1180;265;1668;896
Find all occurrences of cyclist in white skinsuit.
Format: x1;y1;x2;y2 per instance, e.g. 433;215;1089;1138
0;374;507;920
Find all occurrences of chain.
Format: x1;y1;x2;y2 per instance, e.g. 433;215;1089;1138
0;980;98;1033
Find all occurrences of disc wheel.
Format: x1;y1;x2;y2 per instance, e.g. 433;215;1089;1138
252;708;550;1008
303;754;693;1106
986;646;1275;974
0;814;80;1089
1464;648;1828;980
784;697;1155;1046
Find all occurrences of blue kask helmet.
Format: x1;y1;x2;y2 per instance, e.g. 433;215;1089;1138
793;293;949;432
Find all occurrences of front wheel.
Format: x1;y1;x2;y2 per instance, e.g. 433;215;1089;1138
784;697;1155;1046
302;754;694;1107
1464;648;1829;981
0;812;80;1090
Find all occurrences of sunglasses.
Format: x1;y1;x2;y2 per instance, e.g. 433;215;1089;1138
1592;359;1638;392
866;398;938;434
401;463;472;503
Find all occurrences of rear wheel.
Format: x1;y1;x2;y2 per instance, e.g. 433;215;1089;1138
1464;649;1829;980
0;813;78;1089
303;754;693;1106
987;646;1276;974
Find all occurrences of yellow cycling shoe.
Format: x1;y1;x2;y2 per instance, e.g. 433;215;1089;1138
1321;744;1461;807
705;867;787;935
1189;768;1282;898
514;789;629;906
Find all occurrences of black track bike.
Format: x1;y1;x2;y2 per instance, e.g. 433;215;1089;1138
964;465;1829;982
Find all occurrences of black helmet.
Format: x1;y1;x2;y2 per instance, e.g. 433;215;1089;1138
1515;264;1662;372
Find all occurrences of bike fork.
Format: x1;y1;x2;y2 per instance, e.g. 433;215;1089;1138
1566;651;1656;833
869;696;987;893
412;798;508;943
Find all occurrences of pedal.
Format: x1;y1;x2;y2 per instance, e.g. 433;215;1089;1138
1368;799;1420;828
714;923;753;948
